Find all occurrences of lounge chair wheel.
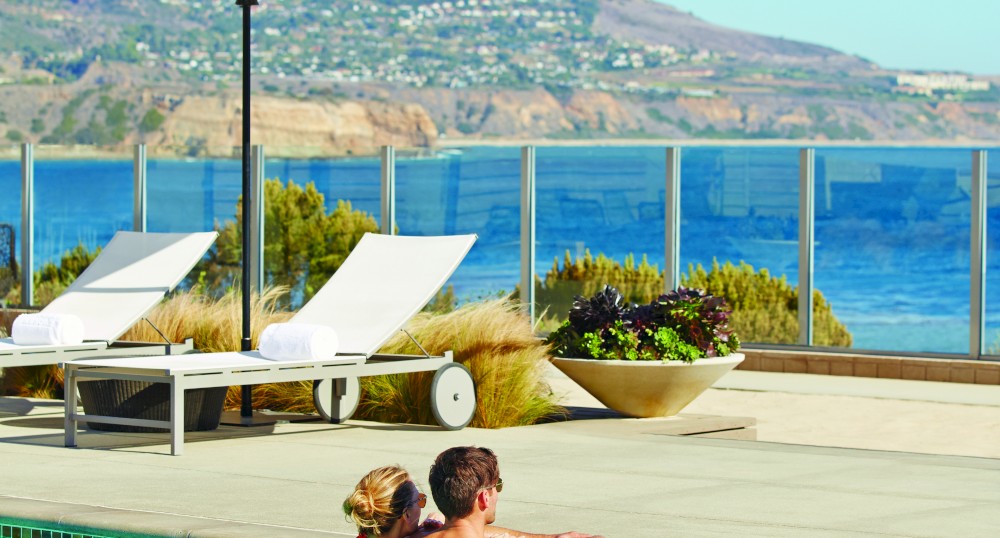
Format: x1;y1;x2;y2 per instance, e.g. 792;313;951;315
312;377;360;423
430;363;476;430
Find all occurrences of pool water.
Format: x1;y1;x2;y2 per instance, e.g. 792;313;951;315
1;521;115;538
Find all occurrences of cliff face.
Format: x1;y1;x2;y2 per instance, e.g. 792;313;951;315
3;74;999;153
147;95;438;156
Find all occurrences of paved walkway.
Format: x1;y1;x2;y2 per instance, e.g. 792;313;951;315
549;367;1000;459
0;367;998;537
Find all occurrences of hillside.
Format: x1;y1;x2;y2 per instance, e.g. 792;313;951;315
0;0;997;154
596;0;867;69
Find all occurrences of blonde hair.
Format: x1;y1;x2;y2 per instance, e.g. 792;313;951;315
343;465;416;537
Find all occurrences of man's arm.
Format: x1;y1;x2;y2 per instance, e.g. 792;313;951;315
486;528;600;538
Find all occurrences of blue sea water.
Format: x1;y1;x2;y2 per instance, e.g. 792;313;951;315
2;145;1000;355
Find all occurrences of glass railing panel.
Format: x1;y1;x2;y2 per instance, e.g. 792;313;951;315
32;146;133;304
147;146;241;234
265;149;381;221
814;147;971;354
680;146;801;345
0;145;19;304
984;148;1000;357
534;146;667;328
396;146;521;305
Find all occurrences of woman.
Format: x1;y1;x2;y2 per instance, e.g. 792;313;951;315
343;465;443;538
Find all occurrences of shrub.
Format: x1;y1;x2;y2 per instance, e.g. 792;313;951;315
685;260;852;347
139;109;165;133
537;251;852;347
534;249;662;322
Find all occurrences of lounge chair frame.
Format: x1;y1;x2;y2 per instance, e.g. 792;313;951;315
1;231;216;368
63;233;479;455
63;351;467;455
1;338;195;368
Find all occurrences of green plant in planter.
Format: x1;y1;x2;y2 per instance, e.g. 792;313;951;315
546;285;740;363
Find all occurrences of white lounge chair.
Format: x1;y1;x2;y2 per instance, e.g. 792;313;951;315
1;231;218;367
64;233;478;455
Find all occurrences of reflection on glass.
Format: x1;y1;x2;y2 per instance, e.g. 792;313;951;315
984;150;1000;356
680;147;800;346
815;148;971;354
32;146;133;273
534;146;667;326
396;146;521;303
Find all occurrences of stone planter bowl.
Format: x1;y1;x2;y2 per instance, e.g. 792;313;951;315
550;353;744;418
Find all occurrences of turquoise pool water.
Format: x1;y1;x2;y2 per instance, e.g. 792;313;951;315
0;520;116;538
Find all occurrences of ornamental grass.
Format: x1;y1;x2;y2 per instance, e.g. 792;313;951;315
239;297;565;427
2;290;564;427
118;286;293;353
357;297;564;428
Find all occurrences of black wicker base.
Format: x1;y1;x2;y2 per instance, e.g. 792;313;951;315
77;380;228;433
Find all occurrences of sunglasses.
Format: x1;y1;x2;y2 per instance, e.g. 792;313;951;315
413;493;427;508
490;477;503;493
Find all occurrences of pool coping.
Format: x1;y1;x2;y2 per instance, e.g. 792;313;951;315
0;495;340;537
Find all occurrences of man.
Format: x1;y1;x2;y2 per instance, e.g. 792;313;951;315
427;446;598;538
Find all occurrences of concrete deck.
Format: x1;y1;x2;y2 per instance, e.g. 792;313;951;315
1;366;999;537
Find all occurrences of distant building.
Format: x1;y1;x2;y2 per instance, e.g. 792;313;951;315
896;74;990;92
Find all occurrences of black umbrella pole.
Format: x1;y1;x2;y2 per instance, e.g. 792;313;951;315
237;0;258;418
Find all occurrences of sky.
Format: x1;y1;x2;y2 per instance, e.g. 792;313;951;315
658;0;1000;75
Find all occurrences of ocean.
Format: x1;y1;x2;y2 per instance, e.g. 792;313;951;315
2;145;999;355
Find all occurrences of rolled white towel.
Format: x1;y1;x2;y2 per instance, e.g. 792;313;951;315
12;312;86;345
258;323;339;362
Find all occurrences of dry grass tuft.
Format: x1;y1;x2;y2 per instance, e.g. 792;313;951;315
0;364;63;398
356;297;565;428
119;286;293;352
2;291;565;427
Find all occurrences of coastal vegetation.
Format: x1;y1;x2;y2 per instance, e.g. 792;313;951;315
536;250;852;347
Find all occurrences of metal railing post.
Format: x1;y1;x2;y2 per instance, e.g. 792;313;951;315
521;146;536;325
250;144;265;294
798;148;815;346
970;150;987;358
665;147;681;292
20;143;33;306
133;144;147;232
380;146;396;235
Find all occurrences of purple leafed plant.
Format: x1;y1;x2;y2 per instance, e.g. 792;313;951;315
547;285;740;362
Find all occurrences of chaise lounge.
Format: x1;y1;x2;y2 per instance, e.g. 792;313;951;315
64;233;478;455
1;231;217;368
